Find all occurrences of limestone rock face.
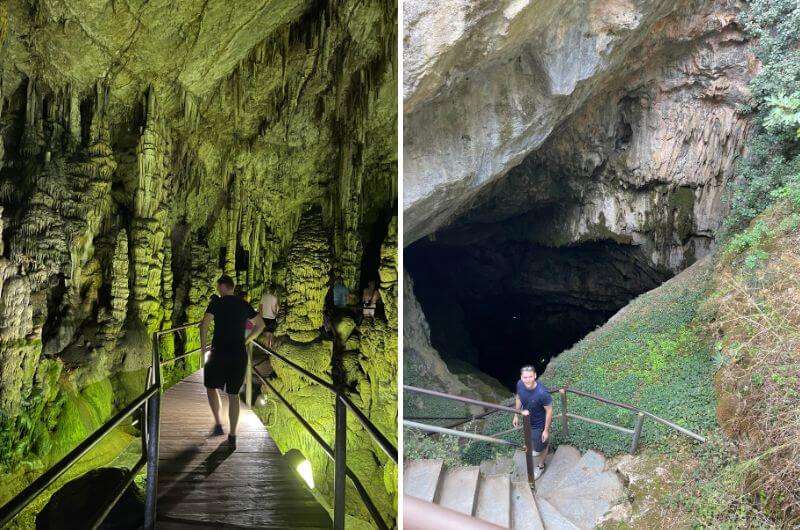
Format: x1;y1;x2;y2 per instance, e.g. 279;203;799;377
403;0;756;260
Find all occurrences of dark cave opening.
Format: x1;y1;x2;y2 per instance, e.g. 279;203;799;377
406;237;673;390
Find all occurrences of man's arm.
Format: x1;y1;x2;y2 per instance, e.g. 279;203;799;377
246;314;266;344
199;312;213;354
513;395;522;427
542;404;554;441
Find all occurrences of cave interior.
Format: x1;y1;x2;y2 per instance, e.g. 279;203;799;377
406;226;673;389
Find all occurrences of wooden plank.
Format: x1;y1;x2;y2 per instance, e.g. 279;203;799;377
156;370;330;529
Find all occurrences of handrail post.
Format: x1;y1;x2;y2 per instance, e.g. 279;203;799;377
144;332;162;530
630;412;645;454
522;413;535;493
245;344;253;407
334;394;347;530
559;389;568;439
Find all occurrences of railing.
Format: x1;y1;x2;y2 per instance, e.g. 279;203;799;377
247;340;398;530
402;385;538;493
404;384;706;459
0;319;179;529
0;318;398;529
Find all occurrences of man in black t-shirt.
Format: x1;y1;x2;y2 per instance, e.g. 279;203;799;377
200;275;265;447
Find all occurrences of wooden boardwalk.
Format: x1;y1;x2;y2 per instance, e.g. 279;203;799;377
156;371;331;529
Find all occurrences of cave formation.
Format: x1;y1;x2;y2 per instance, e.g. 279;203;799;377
0;0;397;526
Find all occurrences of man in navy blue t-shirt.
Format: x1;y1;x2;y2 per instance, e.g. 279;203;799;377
512;365;553;479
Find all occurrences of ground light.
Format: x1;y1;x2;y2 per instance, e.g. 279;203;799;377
297;460;315;489
285;449;315;489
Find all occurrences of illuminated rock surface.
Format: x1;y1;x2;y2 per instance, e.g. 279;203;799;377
0;1;396;526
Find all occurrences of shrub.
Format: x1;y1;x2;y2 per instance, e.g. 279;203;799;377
726;0;800;230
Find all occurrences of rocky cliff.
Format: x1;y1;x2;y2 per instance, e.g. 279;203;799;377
404;0;754;271
0;1;396;526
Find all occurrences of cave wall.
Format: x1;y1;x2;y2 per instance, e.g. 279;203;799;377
403;0;755;247
0;1;397;525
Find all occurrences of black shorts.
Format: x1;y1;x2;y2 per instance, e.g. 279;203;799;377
204;354;247;395
528;427;549;455
264;318;277;333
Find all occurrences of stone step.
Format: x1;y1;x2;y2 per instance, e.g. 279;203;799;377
536;445;582;497
536;497;581;530
475;474;511;528
510;481;544;530
549;449;607;493
404;459;444;503
545;470;625;529
435;466;481;516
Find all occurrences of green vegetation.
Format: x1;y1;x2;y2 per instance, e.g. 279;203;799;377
542;262;717;455
726;0;800;230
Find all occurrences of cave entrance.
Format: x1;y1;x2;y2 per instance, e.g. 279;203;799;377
406;237;673;390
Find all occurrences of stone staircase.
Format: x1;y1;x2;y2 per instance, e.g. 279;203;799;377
404;445;626;529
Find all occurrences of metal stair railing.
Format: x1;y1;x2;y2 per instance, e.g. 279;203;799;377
403;385;539;494
404;384;706;459
246;340;397;530
551;387;706;453
0;320;192;530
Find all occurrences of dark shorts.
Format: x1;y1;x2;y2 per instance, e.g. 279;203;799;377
264;318;277;333
528;427;549;455
204;354;247;395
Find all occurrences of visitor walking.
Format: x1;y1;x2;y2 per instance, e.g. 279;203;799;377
361;280;380;321
512;365;553;479
200;275;265;448
258;289;280;348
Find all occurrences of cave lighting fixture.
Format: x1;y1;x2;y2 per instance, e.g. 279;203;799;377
297;459;315;489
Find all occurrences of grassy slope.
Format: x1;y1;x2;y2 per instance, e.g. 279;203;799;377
542;257;719;455
601;199;800;529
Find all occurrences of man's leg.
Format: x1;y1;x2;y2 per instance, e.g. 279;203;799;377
265;331;273;348
228;393;240;436
537;442;550;469
531;429;548;478
206;388;222;426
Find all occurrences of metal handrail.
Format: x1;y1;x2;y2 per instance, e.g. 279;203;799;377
248;340;398;529
250;342;398;461
159;346;202;366
405;384;705;460
0;383;159;528
252;371;390;530
403;385;520;414
403;385;538;492
250;341;336;391
403;421;522;448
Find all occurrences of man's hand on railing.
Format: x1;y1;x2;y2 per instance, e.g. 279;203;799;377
542;428;549;442
512;409;529;428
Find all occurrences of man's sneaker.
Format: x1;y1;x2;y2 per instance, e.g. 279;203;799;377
534;465;545;480
226;434;237;448
212;424;224;436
